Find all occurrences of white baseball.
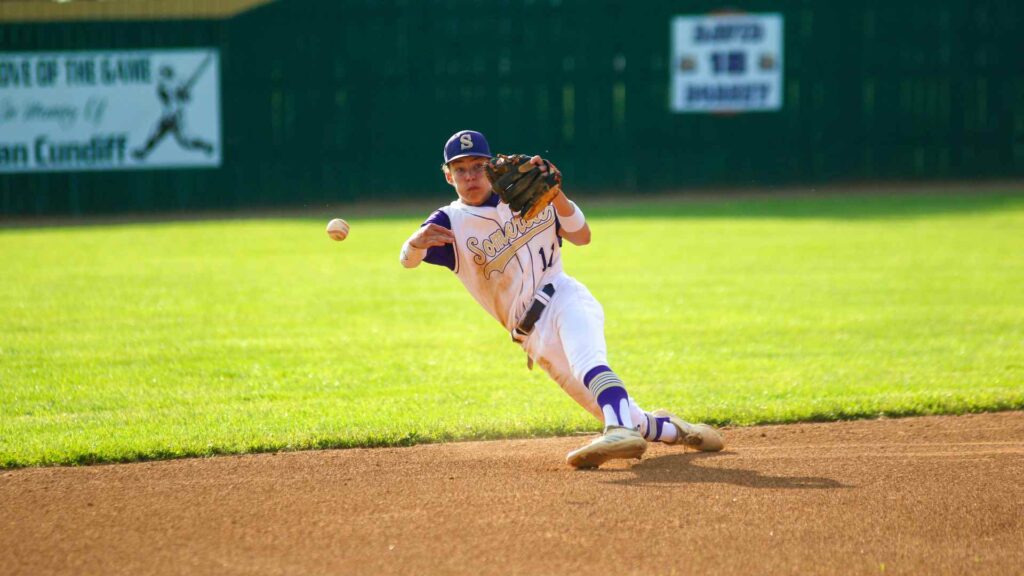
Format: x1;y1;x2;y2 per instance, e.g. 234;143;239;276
326;218;350;241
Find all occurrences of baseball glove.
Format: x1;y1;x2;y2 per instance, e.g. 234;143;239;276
484;154;562;220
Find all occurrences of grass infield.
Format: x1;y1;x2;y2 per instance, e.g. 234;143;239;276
2;189;1022;467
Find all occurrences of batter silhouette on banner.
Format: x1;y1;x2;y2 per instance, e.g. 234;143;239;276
132;56;215;161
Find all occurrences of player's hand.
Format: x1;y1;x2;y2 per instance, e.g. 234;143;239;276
408;223;455;249
529;155;565;203
529;155;560;178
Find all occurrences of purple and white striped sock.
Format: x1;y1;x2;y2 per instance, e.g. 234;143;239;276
628;400;680;443
583;366;634;430
638;412;678;443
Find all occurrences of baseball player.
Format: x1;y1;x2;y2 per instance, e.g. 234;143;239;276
132;63;214;160
400;130;723;468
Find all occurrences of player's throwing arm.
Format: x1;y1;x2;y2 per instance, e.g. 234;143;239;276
401;224;454;268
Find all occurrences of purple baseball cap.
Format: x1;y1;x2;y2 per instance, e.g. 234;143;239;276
444;130;492;164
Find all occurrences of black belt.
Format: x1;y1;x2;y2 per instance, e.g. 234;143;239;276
513;283;556;339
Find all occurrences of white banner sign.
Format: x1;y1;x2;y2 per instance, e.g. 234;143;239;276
0;49;221;173
670;13;784;113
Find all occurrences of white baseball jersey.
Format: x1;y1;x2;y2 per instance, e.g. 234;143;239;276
430;196;563;332
417;193;615;424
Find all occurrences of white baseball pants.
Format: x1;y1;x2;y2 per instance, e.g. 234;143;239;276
517;273;608;421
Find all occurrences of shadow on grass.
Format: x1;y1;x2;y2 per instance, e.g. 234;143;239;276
601;452;848;490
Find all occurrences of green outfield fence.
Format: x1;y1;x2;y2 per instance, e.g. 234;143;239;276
1;0;1022;216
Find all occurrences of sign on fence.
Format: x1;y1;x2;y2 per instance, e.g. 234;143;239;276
0;49;221;173
670;13;784;113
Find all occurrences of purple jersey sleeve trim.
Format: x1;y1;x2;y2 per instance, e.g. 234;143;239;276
423;208;451;229
421;209;455;271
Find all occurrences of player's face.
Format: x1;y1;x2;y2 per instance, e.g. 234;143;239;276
445;156;491;206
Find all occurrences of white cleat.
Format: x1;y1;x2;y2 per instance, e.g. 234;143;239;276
566;426;647;469
652;409;724;452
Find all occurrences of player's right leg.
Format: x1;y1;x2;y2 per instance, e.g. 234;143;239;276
171;126;214;155
530;345;645;468
551;280;633;429
132;118;172;159
531;278;647;468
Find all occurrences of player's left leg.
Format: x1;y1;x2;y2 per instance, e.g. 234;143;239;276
533;277;723;454
530;342;684;445
629;400;724;451
628;400;679;443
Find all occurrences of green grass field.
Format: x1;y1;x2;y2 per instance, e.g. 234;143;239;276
2;189;1023;467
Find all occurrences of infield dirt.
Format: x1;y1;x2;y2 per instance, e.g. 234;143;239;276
3;411;1023;575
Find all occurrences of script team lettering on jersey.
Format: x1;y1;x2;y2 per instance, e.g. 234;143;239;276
466;208;555;278
441;201;562;331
